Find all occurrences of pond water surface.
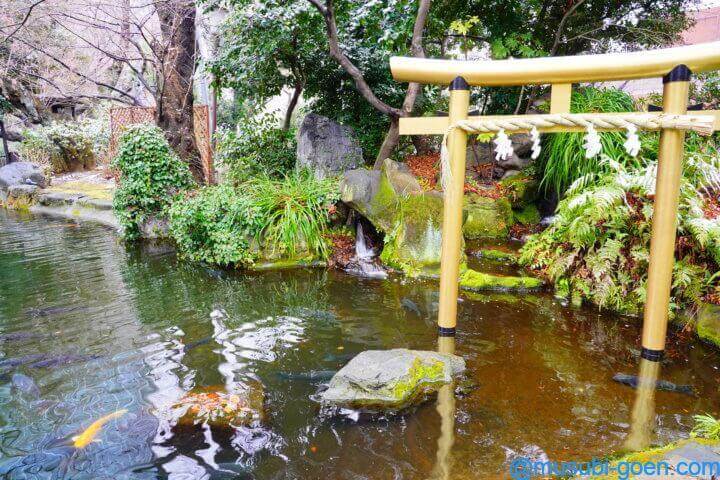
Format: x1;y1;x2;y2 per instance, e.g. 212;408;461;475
1;210;720;479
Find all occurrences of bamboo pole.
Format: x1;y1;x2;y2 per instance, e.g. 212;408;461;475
437;77;470;335
640;65;691;361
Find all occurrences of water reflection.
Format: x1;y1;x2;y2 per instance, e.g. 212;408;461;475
624;358;661;451
431;335;457;480
2;210;720;479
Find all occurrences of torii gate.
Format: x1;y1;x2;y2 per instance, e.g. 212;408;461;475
390;42;720;363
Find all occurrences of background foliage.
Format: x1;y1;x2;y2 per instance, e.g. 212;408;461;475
215;113;297;184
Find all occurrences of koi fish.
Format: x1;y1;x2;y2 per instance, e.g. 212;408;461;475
72;409;127;449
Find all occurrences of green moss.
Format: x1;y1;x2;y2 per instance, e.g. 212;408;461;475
459;268;543;292
555;278;570;299
476;249;518;263
696;303;720;348
249;258;326;271
389;357;446;402
594;439;720;480
499;173;538;208
513;204;541;225
463;195;514;239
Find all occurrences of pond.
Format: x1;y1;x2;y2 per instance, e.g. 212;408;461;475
1;210;719;479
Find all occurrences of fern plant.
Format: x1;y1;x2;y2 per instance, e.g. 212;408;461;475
691;414;720;440
520;151;720;315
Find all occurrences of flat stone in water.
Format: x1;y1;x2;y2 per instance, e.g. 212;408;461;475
321;348;465;412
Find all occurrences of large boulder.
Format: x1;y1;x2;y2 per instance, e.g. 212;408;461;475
296;113;363;179
341;159;445;274
0;162;48;190
320;349;465;412
466;134;533;175
463;194;513;239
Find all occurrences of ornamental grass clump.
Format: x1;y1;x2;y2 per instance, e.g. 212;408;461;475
168;170;339;267
520;149;720;316
249;170;339;259
112;124;194;240
537;87;640;196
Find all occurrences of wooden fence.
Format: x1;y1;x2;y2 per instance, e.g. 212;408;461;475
108;105;213;181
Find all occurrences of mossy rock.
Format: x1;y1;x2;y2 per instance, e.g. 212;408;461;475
499;172;538;208
320;349;465;412
459;268;543;292
463;194;513;239
475;249;518;263
379;190;445;274
342;159;451;275
593;438;720;480
172;383;265;431
513;204;541;225
697;303;720;348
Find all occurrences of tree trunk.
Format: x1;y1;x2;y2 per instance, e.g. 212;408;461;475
374;117;399;168
0;119;11;166
155;0;203;183
412;135;434;155
283;81;303;131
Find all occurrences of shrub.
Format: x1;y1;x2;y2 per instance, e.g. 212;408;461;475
168;170;339;266
20;122;96;173
112;125;194;240
537;87;642;196
215;113;296;184
520;150;720;316
168;184;261;266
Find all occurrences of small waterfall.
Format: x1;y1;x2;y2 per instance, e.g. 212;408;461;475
355;222;375;260
351;221;387;278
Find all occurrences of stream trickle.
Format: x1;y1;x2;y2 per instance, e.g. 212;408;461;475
1;209;720;479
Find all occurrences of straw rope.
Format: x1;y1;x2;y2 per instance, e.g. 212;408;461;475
439;112;715;193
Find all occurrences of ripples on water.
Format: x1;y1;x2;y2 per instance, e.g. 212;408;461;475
0;210;719;479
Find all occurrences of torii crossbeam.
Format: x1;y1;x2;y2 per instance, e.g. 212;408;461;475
390;42;720;363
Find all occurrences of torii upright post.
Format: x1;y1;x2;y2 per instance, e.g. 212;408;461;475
640;65;691;362
437;78;470;336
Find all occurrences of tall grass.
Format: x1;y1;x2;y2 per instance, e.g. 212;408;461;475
249;170;339;259
538;87;640;196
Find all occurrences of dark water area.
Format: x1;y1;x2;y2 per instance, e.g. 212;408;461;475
1;209;720;479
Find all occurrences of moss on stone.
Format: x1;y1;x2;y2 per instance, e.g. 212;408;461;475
459;268;543;292
499;172;538;208
47;181;114;200
390;357;446;403
696;303;720;348
593;438;720;480
475;249;518;263
513;204;541;225
463;194;514;239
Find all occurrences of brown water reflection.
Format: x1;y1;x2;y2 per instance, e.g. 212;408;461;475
1;210;719;479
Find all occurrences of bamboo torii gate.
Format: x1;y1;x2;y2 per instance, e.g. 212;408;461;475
390;42;720;362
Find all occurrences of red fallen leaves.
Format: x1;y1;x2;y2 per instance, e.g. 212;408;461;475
704;196;720;220
406;154;439;190
327;233;355;270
